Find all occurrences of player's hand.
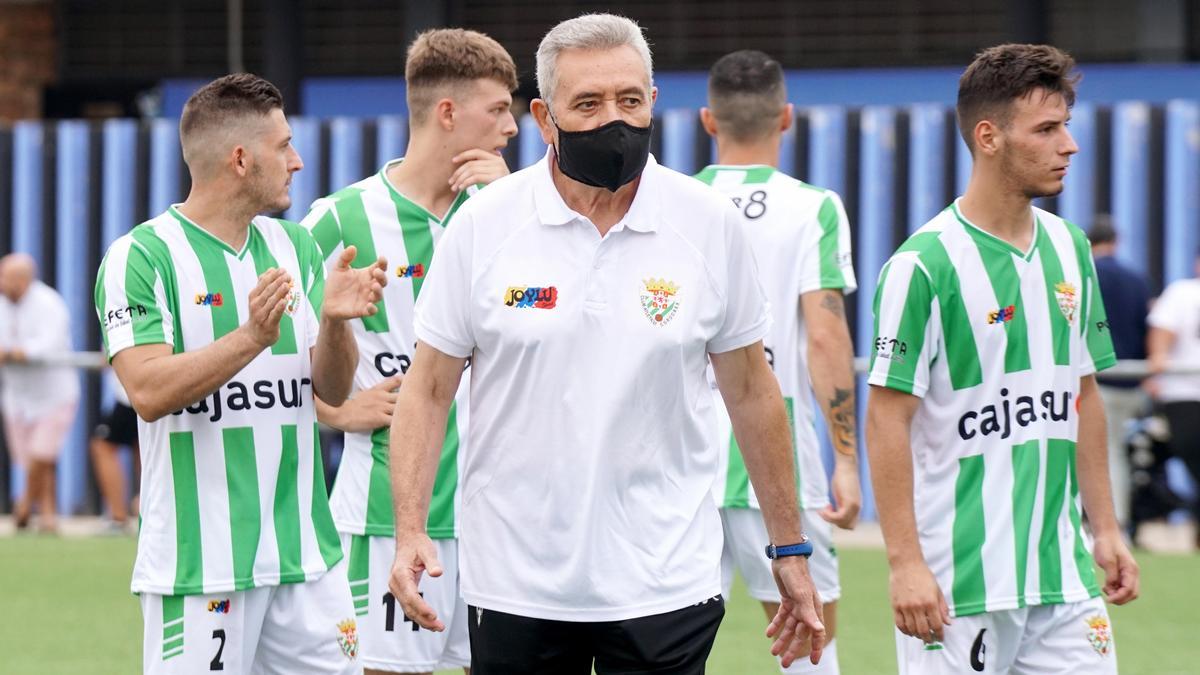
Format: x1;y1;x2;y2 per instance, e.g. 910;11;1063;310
388;532;445;631
449;148;510;192
820;460;862;529
329;375;403;433
1093;532;1139;605
890;559;951;643
766;556;826;667
321;246;387;322
244;268;294;348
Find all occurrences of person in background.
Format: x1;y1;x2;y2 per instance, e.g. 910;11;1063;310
0;252;80;533
90;371;140;533
1089;215;1152;534
1146;247;1200;549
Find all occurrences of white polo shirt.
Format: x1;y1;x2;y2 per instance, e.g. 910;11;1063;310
414;151;771;621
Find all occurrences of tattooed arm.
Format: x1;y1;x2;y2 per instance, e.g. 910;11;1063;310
799;289;862;529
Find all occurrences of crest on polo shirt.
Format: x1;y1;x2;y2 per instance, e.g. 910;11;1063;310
336;618;359;659
641;278;680;326
284;282;303;317
1054;281;1078;325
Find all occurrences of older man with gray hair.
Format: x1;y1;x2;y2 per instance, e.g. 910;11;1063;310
0;253;80;532
388;13;826;674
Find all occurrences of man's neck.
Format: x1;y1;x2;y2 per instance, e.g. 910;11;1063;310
550;153;637;237
176;186;258;251
386;136;461;220
958;169;1036;252
714;136;780;168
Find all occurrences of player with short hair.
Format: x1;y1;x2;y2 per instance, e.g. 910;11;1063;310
867;44;1139;674
95;72;387;675
696;49;860;675
302;28;518;675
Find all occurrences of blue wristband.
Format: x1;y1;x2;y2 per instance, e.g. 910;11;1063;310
765;537;813;559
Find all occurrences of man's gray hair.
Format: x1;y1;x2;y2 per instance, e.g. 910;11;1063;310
535;13;653;104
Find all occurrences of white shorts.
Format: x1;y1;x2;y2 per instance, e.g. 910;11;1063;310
140;558;359;675
896;596;1118;675
342;533;469;673
720;507;841;605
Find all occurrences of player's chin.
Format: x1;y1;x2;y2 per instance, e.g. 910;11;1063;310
270;194;293;212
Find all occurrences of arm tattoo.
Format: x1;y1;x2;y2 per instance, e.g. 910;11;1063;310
819;291;845;319
828;386;856;455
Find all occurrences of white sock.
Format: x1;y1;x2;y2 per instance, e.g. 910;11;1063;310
781;638;839;674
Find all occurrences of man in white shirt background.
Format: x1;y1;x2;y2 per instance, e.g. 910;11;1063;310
0;252;80;533
1147;247;1200;550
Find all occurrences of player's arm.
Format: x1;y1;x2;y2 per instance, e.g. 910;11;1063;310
866;384;952;641
1076;374;1139;604
314;375;402;433
711;341;826;668
387;341;467;632
113;268;295;422
1144;325;1176;398
800;288;861;529
309;246;387;407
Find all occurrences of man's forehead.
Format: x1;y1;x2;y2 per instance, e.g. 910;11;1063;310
555;45;650;95
1014;88;1069;114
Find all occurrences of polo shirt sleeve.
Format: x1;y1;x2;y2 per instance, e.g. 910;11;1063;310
867;254;939;398
707;207;771;354
798;191;857;295
95;235;175;362
413;210;476;359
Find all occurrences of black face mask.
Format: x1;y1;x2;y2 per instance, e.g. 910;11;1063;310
552;118;653;192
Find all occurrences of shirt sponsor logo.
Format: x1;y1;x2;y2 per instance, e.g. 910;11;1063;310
171;377;312;423
987;305;1017;324
641;278;680;326
207;599;231;614
396;263;425;279
874;336;908;363
1085;615;1112;657
195;292;224;307
504;286;558;309
957;387;1072;441
1055;281;1078;324
104;304;148;331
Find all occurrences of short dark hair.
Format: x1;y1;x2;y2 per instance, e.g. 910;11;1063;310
180;73;284;143
707;50;786;143
405;29;518;125
1088;214;1117;245
956;44;1079;153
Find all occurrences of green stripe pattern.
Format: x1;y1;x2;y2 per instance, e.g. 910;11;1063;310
348;534;371;617
816;196;848;288
951;454;987;614
1010;440;1040;607
161;595;185;660
312;423;344;567
169;432;203;594
246;227;298;355
721;397;798;509
274;425;303;582
223;427;261;590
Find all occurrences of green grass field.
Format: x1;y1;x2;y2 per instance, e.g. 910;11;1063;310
1;536;1194;674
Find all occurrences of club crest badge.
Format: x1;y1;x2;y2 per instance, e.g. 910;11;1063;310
336;618;359;659
1084;614;1112;657
1054;281;1078;325
641;278;680;326
284;283;303;317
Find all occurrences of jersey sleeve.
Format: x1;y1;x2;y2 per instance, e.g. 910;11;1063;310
707;204;771;354
867;253;939;397
301;198;346;265
413;209;476;358
798;192;857;295
1079;249;1117;375
95;235;174;361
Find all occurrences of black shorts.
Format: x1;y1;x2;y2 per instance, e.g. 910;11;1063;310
93;402;139;447
467;595;725;675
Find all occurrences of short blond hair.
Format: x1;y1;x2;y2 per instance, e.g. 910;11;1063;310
405;28;518;125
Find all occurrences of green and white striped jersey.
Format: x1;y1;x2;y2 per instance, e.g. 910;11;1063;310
302;159;472;539
94;206;343;596
869;200;1116;617
694;165;856;510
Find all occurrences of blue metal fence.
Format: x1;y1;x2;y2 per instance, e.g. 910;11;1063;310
2;99;1198;517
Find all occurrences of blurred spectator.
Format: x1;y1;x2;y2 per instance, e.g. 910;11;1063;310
0;253;80;533
1146;248;1200;547
1089;216;1151;532
90;372;139;533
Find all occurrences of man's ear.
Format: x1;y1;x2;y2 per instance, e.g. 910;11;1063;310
435;97;456;132
699;107;718;138
974;119;1001;157
779;103;794;133
530;98;557;147
231;144;250;177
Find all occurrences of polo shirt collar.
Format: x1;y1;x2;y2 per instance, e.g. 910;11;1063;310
532;148;662;233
